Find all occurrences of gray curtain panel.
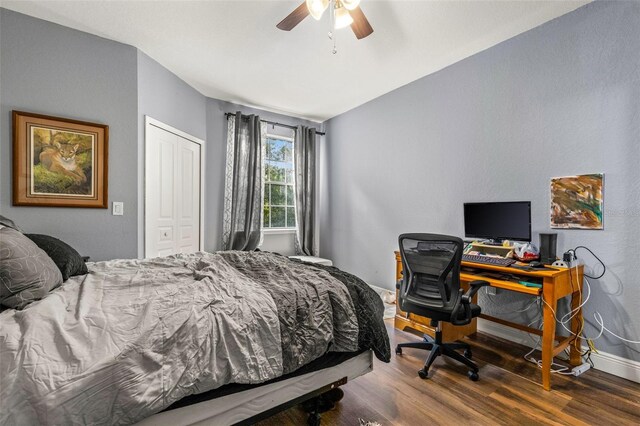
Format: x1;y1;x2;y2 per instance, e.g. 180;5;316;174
294;126;317;256
222;112;265;251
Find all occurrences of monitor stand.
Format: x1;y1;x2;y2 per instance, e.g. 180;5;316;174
482;239;504;246
465;241;514;259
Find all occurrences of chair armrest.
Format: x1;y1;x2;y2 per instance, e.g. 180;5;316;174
461;280;489;304
451;281;490;325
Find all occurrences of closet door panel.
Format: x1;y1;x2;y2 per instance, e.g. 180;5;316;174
146;125;178;257
177;138;200;254
145;123;201;258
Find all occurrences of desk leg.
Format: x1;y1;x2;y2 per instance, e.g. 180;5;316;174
541;283;557;391
569;289;583;366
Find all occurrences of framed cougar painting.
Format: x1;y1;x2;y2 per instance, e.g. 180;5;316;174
12;111;108;208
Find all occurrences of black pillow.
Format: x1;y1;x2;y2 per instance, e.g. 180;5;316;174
25;234;88;281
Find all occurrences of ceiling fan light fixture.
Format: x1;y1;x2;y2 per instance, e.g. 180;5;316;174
341;0;361;11
306;0;329;21
334;5;354;29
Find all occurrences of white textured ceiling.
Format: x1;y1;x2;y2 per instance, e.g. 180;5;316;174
1;0;590;121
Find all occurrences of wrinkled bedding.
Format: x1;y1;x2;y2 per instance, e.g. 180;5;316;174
0;251;367;425
297;261;391;364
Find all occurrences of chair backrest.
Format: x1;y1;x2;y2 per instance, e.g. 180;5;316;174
398;233;464;314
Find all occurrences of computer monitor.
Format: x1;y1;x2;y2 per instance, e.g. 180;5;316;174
464;201;532;242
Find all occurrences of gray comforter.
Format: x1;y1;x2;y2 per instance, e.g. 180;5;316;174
0;251;359;425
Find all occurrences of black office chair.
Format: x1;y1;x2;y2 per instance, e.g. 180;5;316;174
395;233;488;381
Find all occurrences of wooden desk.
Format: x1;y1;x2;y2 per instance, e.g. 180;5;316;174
394;251;584;391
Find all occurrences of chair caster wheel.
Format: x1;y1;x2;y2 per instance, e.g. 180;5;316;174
395;346;402;355
464;349;472;359
418;369;428;379
468;371;479;381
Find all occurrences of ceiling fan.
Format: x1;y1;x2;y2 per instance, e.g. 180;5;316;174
277;0;374;40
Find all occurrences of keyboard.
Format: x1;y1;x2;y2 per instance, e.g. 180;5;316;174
462;254;516;267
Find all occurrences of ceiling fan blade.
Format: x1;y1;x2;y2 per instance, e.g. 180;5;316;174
277;2;310;31
349;6;374;40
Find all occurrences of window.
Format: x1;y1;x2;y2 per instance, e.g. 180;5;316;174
263;135;296;229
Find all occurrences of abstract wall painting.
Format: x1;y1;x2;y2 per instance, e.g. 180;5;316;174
13;111;108;208
550;174;603;230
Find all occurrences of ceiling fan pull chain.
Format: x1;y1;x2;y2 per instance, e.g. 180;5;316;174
330;0;338;54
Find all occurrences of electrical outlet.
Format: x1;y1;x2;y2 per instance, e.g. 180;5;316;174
552;260;568;268
572;363;591;376
112;202;124;216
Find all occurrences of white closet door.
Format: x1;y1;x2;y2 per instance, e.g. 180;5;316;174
176;138;201;254
145;123;201;258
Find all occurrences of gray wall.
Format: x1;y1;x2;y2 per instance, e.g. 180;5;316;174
204;99;319;253
135;57;318;255
136;51;207;257
137;62;316;255
0;8;139;261
0;9;319;260
321;1;640;361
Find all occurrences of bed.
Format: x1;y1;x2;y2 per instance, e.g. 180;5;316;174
0;247;390;425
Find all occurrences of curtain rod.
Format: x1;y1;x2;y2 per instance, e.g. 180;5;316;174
224;112;325;136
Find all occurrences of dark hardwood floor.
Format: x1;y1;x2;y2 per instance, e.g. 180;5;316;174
257;320;640;425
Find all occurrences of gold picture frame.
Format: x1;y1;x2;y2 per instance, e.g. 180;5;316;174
13;111;108;208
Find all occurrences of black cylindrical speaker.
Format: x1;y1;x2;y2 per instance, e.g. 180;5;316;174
539;233;558;264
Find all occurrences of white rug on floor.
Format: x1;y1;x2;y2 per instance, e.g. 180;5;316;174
368;284;396;319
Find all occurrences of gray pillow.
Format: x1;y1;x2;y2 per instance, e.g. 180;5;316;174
0;214;22;232
0;227;63;309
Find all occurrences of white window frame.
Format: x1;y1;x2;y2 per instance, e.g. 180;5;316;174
263;134;296;234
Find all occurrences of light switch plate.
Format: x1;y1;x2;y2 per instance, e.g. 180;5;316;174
112;202;124;216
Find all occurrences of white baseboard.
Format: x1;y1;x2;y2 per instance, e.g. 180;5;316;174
587;348;640;384
477;319;640;384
